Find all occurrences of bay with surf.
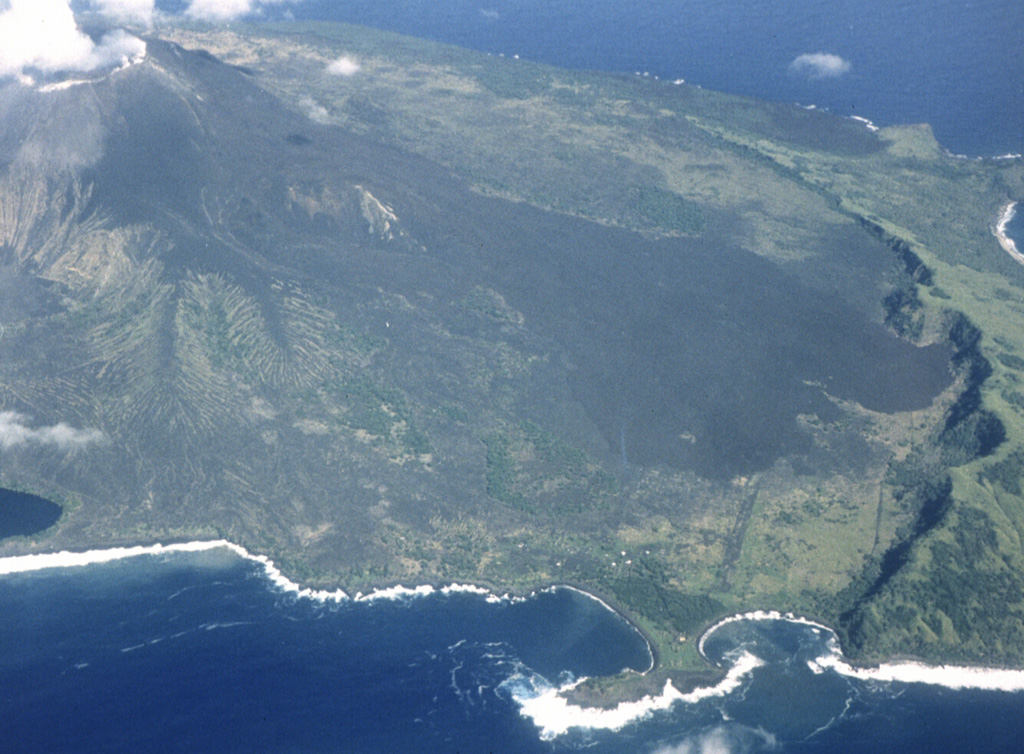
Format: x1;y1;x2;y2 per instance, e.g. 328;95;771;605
4;542;1024;752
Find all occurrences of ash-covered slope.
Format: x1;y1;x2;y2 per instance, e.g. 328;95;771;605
0;37;950;579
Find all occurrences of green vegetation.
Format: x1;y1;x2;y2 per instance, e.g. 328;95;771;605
611;570;724;638
333;377;431;456
980;448;1024;495
1;19;1023;704
633;186;706;235
484;421;617;514
484;432;525;510
472;63;552;100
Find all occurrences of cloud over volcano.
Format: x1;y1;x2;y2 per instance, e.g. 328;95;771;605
0;0;145;78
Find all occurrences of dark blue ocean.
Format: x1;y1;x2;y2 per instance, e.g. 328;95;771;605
159;0;1024;289
269;0;1023;247
282;0;1024;160
2;548;1024;753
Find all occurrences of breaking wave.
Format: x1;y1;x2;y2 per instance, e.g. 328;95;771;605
704;611;1024;693
8;543;1023;745
505;650;764;740
0;539;512;605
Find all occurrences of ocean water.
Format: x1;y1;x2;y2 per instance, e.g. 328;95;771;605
3;546;1024;753
0;547;649;754
268;0;1024;246
1005;204;1024;259
280;0;1024;158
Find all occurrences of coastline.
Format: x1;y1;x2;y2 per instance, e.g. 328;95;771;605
0;538;508;604
0;539;658;666
0;537;672;734
994;201;1023;266
7;539;1024;739
695;610;1024;693
515;651;764;741
0;13;1020;746
696;608;834;658
555;583;657;674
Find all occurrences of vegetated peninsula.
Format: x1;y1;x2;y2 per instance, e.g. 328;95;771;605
1;20;1023;697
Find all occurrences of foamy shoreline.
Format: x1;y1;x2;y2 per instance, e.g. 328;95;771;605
994;201;1023;266
697;610;1024;694
0;541;661;647
697;608;833;657
6;541;1024;739
849;114;880;131
0;539;506;604
514;651;764;740
0;538;668;736
810;647;1024;691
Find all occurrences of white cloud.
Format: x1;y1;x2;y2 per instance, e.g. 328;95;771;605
0;0;146;78
326;55;360;77
185;0;252;21
0;411;105;451
90;0;155;27
90;28;147;65
653;728;734;754
184;0;300;22
0;0;305;79
652;725;779;754
789;52;851;79
299;95;330;123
